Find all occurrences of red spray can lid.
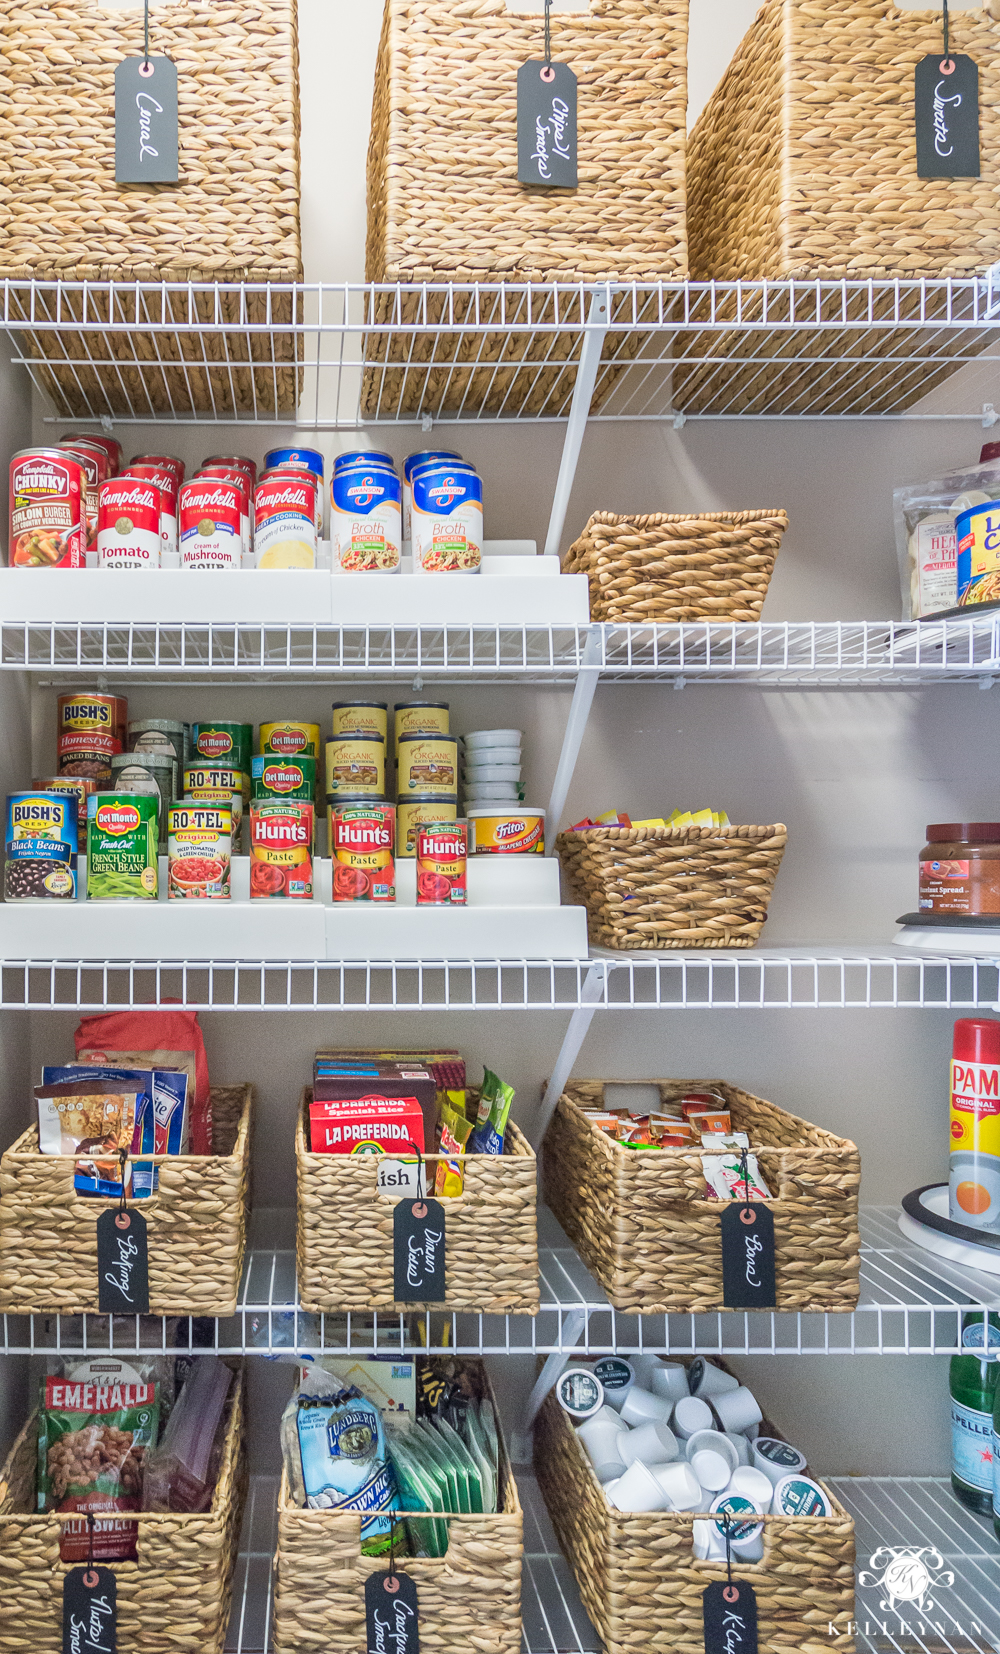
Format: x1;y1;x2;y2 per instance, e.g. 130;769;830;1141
953;1018;1000;1064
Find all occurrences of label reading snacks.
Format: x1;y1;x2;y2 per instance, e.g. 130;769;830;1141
63;1564;118;1654
365;1570;419;1654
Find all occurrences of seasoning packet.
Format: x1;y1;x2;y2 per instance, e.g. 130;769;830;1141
34;1079;149;1199
688;1109;732;1136
702;1150;772;1202
385;1428;447;1556
469;1068;514;1155
434;1094;473;1197
282;1366;401;1553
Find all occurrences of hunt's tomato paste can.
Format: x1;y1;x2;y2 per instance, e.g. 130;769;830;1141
416;819;467;905
331;803;395;902
97;476;162;569
124;462;181;557
60;439;110;553
9;447;86;568
250;799;314;899
179;477;242;570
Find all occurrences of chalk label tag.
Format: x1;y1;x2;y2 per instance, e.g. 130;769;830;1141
721;1202;776;1309
703;1580;758;1654
915;54;979;178
365;1570;419;1654
115;57;179;183
63;1565;117;1654
393;1198;446;1302
96;1208;150;1314
517;61;577;188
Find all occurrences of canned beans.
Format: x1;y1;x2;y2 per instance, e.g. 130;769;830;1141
57;692;121;784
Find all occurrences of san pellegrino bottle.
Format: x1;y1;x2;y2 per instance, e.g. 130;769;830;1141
951;1310;1000;1514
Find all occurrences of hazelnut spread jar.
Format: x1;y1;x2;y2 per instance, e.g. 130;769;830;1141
919;823;1000;915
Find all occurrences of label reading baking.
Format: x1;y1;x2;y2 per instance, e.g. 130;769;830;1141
115;57;179;184
365;1570;419;1654
721;1202;776;1309
377;1158;427;1199
517;61;577;188
915;54;979;178
96;1208;149;1314
63;1564;117;1654
703;1580;758;1654
393;1198;446;1302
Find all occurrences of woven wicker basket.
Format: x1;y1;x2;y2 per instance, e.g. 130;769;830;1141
543;1079;861;1314
0;1084;253;1317
533;1373;856;1654
0;0;302;418
563;510;787;623
0;1370;247;1654
272;1362;522;1654
556;823;787;950
296;1090;539;1314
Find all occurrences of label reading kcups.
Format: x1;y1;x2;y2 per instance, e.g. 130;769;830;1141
393;1198;446;1302
96;1207;150;1314
63;1563;117;1654
915;53;979;179
365;1570;419;1654
721;1203;776;1309
703;1579;758;1654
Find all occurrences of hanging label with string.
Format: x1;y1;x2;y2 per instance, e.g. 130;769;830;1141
365;1570;420;1654
96;1206;149;1314
915;0;979;178
720;1162;776;1310
517;0;577;187
63;1564;117;1654
703;1580;758;1654
115;1;178;183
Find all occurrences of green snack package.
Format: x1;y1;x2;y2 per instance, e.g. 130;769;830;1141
418;1418;470;1513
411;1420;460;1513
470;1068;514;1156
387;1433;447;1557
461;1403;496;1515
477;1398;501;1494
437;1415;484;1515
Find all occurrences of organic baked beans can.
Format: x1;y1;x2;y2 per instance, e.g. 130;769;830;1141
86;792;159;901
396;796;457;858
330;462;402;572
416;820;467;905
331;702;388;742
168;803;232;900
253;472;317;568
179;477;242;571
190;722;253;774
393;701;449;757
9;447;86;568
468;807;545;854
5;792;76;902
97;476;162;569
57;692;121;784
183;765;244;838
397;733;458;798
331;802;395;902
64;432;122;476
123;463;180;558
60;439;110;553
259;721;321;759
324;736;385;800
250;799;314;899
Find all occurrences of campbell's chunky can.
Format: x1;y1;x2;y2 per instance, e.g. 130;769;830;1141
250;799;314;898
61;439;110;553
179;477;242;571
416;820;467;905
97;476;162;569
57;692;121;784
64;432;122;476
331;803;395;902
253;472;317;568
9;447;86;568
124;462;180;558
330;462;401;572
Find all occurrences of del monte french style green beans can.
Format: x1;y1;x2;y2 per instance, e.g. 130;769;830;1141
86;792;158;900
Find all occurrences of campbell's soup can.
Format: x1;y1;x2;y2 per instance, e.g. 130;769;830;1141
168;803;232;900
184;764;244;837
469;807;545;854
411;462;483;574
396;797;457;859
250;798;314;898
394;700;449;758
260;721;321;759
330;462;401;572
97;475;162;569
60;439;110;553
325;735;385;800
196;466;252;558
204;454;257;486
57;691;121;783
260;465;321;533
123;462;180;557
417;819;467;905
331;802;395;902
9;447;86;568
132;452;185;484
397;733;457;798
253;471;317;568
64;432;122;476
179;476;242;570
332;701;388;743
403;449;463;543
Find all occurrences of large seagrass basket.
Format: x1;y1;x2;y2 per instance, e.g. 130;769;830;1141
0;1084;252;1317
273;1362;522;1654
295;1090;539;1314
361;0;688;420
0;0;302;418
533;1369;856;1654
0;1370;247;1654
556;823;787;950
563;510;787;622
543;1079;861;1314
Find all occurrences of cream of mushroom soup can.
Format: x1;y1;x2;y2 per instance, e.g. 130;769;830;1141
179;477;242;571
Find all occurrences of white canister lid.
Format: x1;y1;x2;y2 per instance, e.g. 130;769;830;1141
770;1474;832;1518
555;1366;604;1420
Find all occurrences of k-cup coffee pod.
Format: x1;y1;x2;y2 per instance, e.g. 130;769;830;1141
771;1474;832;1518
693;1518;728;1561
691;1448;732;1493
603;1478;622;1505
621;1386;673;1428
608;1457;668;1513
685;1430;739;1477
728;1465;775;1507
712;1385;764;1436
577;1416;629;1482
653;1459;703;1511
595;1449;627;1484
753;1436;808;1487
555;1367;604;1420
582;1404;630;1436
710;1492;765;1562
688;1357;741;1400
726;1431;753;1466
648;1361;691;1403
672;1395;714;1440
594;1356;635;1412
618;1421;679;1469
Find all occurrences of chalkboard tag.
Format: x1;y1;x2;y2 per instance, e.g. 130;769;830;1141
365;1569;419;1654
96;1207;150;1314
115;57;179;183
393;1198;446;1302
721;1203;776;1309
63;1565;117;1654
915;54;979;177
517;61;577;189
703;1579;758;1654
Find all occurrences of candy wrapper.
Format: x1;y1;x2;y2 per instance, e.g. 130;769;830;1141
434;1092;472;1197
702;1149;771;1202
469;1068;514;1155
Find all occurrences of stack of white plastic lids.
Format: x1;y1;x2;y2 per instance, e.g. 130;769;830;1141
461;729;524;805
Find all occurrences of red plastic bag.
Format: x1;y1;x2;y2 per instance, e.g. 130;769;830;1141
74;1007;212;1154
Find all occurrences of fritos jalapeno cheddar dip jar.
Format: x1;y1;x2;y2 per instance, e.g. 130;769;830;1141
393;701;449;757
468;807;545;854
416;820;467;905
4;792;76;902
86;792;158;900
9;447;86;568
331;803;395;902
919;823;1000;915
397;733;457;798
332;702;388;742
396;797;457;859
250;799;314;899
324;736;385;801
168;803;231;900
57;692;121;784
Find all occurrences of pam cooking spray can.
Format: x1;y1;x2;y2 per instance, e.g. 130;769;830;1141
950;1018;1000;1230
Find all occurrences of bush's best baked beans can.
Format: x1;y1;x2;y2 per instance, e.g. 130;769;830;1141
168;803;232;900
468;807;545;854
397;733;458;798
9;447;86;568
57;692;121;784
416;819;467;905
33;774;96;837
60;439;110;553
253;472;317;568
396;797;457;858
5;792;76;902
64;432;122;476
97;476;162;569
324;736;385;801
393;701;449;758
123;463;180;558
331;802;395;902
330;462;402;572
331;702;388;742
179;477;242;570
250;798;314;898
260;721;321;759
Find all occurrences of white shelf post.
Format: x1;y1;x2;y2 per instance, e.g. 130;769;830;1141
531;963;607;1150
543;288;611;559
546;624;605;839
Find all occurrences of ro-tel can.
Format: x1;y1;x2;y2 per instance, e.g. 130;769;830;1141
394;700;449;758
184;763;245;840
250;798;314;899
331;802;395;902
123;462;180;558
57;691;121;784
416;819;467;905
128;718;186;768
259;721;321;760
330;461;402;572
9;447;86;568
168;802;232;900
956;498;1000;609
131;452;185;485
253;470;317;568
179;476;242;571
324;735;385;801
950;1018;1000;1230
86;791;159;901
63;432;122;476
4;792;76;902
397;796;457;859
331;701;388;742
196;466;252;561
403;449;462;543
190;721;254;778
111;752;176;846
468;807;545;854
97;475;162;569
33;774;96;838
397;733;458;798
60;439;110;553
411;462;483;574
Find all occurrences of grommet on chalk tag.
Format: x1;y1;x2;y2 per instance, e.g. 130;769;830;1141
365;1568;419;1654
914;0;979;178
63;1517;117;1654
392;1141;446;1301
115;3;178;183
703;1516;759;1654
96;1152;150;1313
720;1150;776;1309
517;0;577;187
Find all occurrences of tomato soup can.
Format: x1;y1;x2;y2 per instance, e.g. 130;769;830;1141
64;432;122;476
122;462;179;558
325;736;385;801
190;722;253;775
57;692;121;784
396;797;457;859
393;701;449;758
168;803;232;900
132;452;185;484
331;702;388;743
204;454;257;487
5;792;76;902
250;798;314;899
331;802;395;902
184;765;244;838
86;792;159;901
196;466;252;559
33;774;95;838
417;819;467;905
9;447;86;568
253;472;317;568
468;807;545;854
97;475;162;569
179;477;242;571
61;439;110;553
410;462;483;573
397;733;458;798
331;462;402;573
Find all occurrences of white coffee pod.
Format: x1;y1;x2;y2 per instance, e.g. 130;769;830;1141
555;1367;604;1420
752;1436;808;1487
648;1361;691;1403
618;1421;679;1469
604;1478;621;1506
628;1354;665;1388
710;1492;765;1563
596;1451;627;1484
594;1357;635;1413
621;1386;674;1427
578;1407;629;1450
725;1431;753;1466
652;1459;703;1511
727;1465;775;1507
685;1430;739;1477
672;1395;714;1439
688;1357;741;1400
691;1448;732;1494
608;1457;667;1513
711;1386;764;1435
577;1417;629;1483
692;1518;728;1561
770;1474;832;1518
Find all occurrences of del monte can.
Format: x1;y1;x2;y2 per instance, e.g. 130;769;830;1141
86;792;158;900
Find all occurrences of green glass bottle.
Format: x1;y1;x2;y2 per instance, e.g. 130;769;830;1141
950;1310;1000;1514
